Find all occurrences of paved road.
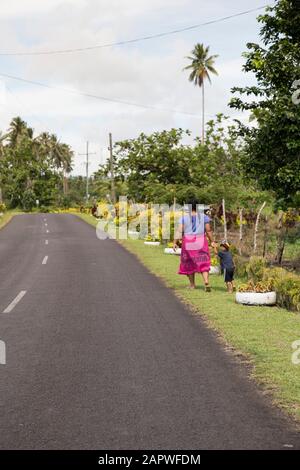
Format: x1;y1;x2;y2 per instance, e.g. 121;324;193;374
0;214;299;449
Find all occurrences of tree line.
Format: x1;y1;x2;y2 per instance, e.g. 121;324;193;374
0;117;73;210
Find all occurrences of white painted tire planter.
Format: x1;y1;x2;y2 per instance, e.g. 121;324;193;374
128;230;140;238
209;266;220;275
144;241;161;246
236;291;277;306
164;247;181;255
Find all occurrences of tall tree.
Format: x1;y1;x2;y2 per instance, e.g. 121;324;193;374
184;43;218;143
0;132;7;203
8;116;33;148
0;117;74;208
47;134;73;194
229;0;300;209
58;142;73;194
94;117;267;206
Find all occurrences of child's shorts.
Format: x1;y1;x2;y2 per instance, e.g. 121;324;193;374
224;268;234;283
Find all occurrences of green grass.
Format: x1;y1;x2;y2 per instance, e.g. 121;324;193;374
0;210;23;230
75;212;99;227
75;213;300;422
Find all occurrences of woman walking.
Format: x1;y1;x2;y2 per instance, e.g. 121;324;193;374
174;200;216;291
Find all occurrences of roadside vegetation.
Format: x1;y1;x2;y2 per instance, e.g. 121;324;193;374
0;208;23;230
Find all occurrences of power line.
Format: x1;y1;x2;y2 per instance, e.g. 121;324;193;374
2;72;252;125
0;72;206;117
0;5;269;56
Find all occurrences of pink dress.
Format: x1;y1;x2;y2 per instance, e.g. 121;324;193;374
178;215;211;275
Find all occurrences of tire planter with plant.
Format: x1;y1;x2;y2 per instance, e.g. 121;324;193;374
210;257;220;275
236;280;276;306
209;265;220;275
128;230;140;239
164;247;181;255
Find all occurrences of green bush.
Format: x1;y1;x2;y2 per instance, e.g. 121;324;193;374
22;189;36;212
263;267;300;312
39;205;50;213
246;256;267;283
0;202;6;213
233;255;248;278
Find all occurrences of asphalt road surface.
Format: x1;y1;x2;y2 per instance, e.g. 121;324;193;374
0;214;299;449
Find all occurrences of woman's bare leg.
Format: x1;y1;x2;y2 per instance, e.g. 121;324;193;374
201;271;209;285
187;274;196;288
201;271;211;291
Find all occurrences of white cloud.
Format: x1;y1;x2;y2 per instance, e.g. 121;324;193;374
0;0;88;19
0;0;263;174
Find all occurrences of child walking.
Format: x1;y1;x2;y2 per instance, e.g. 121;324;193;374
214;241;236;293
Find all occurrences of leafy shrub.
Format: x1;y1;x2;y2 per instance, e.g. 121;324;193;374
229;243;239;255
144;234;160;242
211;257;219;267
22;189;36;212
0;202;6;213
263;268;300;312
39;205;50;213
233;255;248;278
246;256;267;283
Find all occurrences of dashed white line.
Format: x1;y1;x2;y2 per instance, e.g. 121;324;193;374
3;291;27;314
45;240;49;245
46;230;49;233
42;256;48;265
45;223;48;227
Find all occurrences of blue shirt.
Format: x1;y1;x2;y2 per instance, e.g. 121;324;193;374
180;214;210;235
218;250;234;270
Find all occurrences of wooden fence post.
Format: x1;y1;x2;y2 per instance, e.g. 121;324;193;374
253;201;266;253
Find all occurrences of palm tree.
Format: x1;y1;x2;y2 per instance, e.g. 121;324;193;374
58;143;73;195
184;43;218;144
8;117;33;148
0;131;7;203
47;134;73;194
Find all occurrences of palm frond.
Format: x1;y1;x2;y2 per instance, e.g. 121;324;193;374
183;42;218;88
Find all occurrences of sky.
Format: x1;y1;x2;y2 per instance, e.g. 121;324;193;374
0;0;274;175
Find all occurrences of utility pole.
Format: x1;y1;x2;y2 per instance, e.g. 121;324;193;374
108;133;116;204
79;141;96;203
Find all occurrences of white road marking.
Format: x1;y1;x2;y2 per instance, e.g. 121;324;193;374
3;291;27;314
46;230;49;233
45;240;49;245
45;223;48;227
42;256;48;265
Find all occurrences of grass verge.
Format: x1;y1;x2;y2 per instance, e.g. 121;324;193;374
76;213;300;422
0;210;22;230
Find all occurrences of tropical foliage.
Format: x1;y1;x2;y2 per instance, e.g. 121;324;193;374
95;114;269;207
0;117;73;210
229;0;300;208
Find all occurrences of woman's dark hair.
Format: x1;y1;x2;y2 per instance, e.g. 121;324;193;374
186;198;198;212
